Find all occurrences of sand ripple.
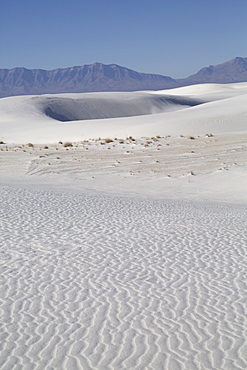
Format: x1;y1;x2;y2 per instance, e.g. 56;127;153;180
0;187;246;369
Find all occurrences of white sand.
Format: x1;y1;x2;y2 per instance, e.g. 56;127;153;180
0;82;247;144
0;83;247;369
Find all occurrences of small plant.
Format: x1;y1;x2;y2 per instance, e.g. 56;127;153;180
43;146;49;149
104;138;113;143
63;142;73;147
27;143;34;147
0;141;5;144
188;136;195;140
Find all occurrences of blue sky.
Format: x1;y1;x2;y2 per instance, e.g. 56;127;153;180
1;0;246;78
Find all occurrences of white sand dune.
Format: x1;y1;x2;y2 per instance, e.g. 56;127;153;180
0;83;247;369
0;82;246;143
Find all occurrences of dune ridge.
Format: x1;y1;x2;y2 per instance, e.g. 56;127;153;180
0;82;247;143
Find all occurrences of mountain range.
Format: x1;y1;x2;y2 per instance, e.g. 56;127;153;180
0;57;247;98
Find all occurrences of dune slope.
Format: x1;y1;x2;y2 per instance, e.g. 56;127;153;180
0;82;246;143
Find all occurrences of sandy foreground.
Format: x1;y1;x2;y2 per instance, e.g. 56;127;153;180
0;83;247;369
1;133;247;203
1;134;247;370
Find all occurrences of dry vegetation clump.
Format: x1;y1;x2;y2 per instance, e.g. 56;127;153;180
27;143;34;147
188;136;195;140
104;138;113;144
205;133;213;137
0;140;5;144
43;146;49;149
63;142;73;147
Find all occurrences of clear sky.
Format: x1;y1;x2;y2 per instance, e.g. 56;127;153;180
1;0;246;78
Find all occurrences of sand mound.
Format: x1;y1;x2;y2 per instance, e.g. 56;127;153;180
0;82;246;143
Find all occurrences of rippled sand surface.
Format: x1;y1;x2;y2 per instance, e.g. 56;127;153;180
1;186;246;369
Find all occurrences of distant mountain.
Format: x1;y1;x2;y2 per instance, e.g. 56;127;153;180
178;57;247;85
0;63;178;98
0;57;247;98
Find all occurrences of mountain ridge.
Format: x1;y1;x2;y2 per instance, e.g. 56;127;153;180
0;57;247;98
178;57;247;85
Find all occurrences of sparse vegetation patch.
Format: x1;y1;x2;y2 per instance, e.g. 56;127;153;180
63;142;73;147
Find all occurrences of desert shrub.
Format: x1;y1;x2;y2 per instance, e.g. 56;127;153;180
104;138;113;143
27;143;34;147
63;142;73;147
188;136;195;140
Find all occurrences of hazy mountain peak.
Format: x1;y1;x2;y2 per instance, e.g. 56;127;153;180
179;57;247;84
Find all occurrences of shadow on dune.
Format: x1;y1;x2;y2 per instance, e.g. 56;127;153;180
44;93;203;122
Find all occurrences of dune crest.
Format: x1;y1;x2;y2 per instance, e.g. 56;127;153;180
0;82;247;143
